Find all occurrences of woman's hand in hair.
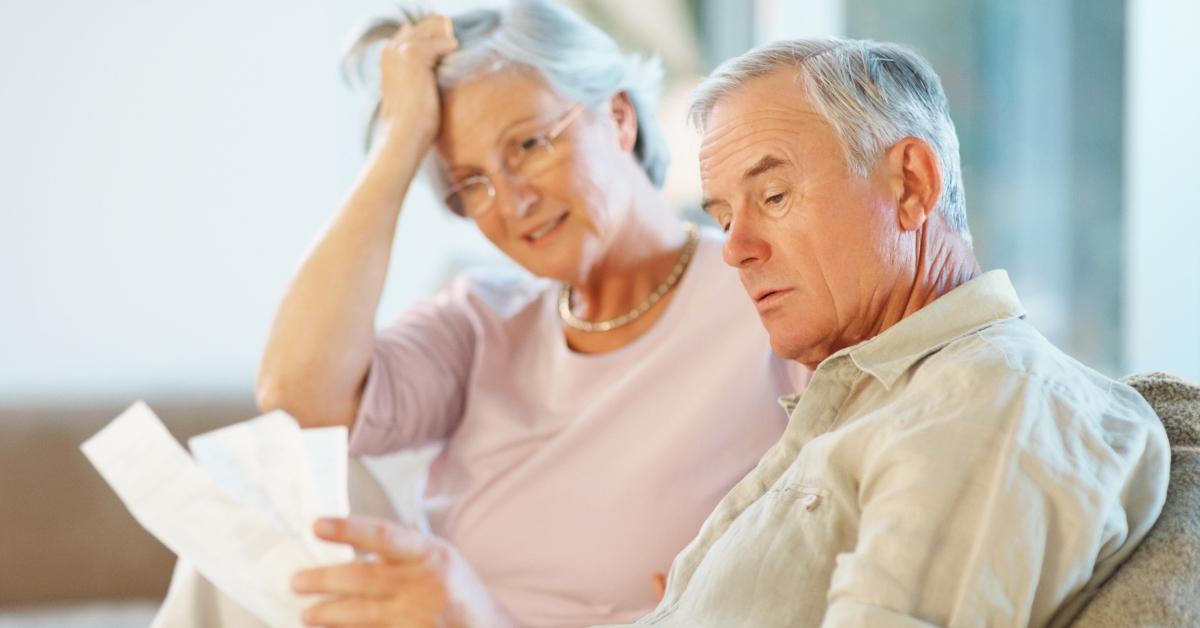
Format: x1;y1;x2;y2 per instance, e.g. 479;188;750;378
377;15;457;152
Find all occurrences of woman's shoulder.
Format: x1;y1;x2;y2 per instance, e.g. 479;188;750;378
441;264;556;321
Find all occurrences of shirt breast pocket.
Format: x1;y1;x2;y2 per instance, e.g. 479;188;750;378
677;483;846;627
741;484;841;565
770;484;829;512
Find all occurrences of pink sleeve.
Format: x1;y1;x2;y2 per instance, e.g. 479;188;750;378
348;276;477;455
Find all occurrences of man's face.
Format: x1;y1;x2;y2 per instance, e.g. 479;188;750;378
699;69;909;365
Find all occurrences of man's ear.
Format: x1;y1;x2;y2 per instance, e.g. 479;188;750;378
609;91;639;153
885;137;942;232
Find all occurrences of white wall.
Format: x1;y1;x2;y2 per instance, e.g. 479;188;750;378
0;0;504;404
4;0;1196;406
755;0;843;41
1124;0;1200;381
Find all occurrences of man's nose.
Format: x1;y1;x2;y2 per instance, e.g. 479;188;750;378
723;212;770;268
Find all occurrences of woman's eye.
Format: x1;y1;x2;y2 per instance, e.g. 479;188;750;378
519;136;540;152
764;192;786;205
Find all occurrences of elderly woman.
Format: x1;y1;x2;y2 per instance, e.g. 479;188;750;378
258;1;805;626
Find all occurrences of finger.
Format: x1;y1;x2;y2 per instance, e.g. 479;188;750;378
391;17;456;50
389;19;415;44
300;586;448;626
292;561;433;596
382;33;458;68
425;33;458;58
410;15;453;39
314;517;438;562
390;15;451;47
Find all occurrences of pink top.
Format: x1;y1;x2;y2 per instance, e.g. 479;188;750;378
349;229;807;627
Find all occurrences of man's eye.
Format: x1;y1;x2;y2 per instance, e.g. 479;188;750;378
764;192;786;205
519;136;540;151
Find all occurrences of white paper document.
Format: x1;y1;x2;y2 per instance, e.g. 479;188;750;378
81;401;353;628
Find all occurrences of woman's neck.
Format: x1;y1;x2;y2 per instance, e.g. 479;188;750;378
568;189;687;323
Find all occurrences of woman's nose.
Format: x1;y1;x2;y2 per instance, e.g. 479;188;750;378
494;177;539;223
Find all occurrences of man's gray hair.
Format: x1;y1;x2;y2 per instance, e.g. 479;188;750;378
690;37;970;243
347;0;669;213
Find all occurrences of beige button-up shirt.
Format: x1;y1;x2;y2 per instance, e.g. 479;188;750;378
601;271;1170;628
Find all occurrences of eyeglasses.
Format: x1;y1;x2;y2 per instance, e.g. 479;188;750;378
443;104;585;218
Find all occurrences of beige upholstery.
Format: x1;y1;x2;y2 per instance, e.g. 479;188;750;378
0;401;257;607
1071;372;1200;626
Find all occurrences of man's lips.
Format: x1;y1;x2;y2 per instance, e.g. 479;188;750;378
752;287;791;303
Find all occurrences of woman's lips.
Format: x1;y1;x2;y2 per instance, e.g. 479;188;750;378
522;212;569;244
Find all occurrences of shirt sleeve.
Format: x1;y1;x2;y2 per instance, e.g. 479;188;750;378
821;374;1161;627
348;275;479;456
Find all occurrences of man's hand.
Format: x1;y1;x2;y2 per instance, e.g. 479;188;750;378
292;516;512;628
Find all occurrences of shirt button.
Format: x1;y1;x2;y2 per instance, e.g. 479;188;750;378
802;493;821;511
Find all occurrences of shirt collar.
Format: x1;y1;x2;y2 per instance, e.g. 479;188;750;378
778;394;803;415
831;270;1026;390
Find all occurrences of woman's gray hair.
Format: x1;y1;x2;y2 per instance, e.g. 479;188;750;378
690;37;971;244
345;0;670;214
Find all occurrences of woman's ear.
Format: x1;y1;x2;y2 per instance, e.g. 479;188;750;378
609;91;639;153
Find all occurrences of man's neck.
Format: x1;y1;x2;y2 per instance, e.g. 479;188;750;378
804;226;981;371
891;230;981;325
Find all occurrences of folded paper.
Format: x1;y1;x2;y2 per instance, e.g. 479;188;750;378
81;401;352;628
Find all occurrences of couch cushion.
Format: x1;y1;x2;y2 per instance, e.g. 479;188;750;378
0;400;257;606
1125;371;1200;447
1071;372;1200;626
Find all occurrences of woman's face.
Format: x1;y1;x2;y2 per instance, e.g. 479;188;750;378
434;69;639;283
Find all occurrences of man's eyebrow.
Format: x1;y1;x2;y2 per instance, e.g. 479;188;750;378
700;155;789;214
743;155;787;180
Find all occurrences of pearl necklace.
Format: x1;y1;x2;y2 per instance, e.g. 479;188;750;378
558;223;699;333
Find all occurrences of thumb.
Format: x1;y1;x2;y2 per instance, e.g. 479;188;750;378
313;516;438;563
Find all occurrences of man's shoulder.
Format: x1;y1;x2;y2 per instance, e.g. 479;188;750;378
903;317;1150;427
917;317;1077;384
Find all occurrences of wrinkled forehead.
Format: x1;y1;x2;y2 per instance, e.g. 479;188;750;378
436;67;574;166
697;73;827;185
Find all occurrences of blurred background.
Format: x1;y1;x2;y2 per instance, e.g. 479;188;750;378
1;0;1197;625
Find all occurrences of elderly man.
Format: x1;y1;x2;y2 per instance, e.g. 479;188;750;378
602;38;1171;627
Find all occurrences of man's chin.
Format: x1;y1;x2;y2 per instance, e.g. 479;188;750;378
767;332;824;366
767;335;804;361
